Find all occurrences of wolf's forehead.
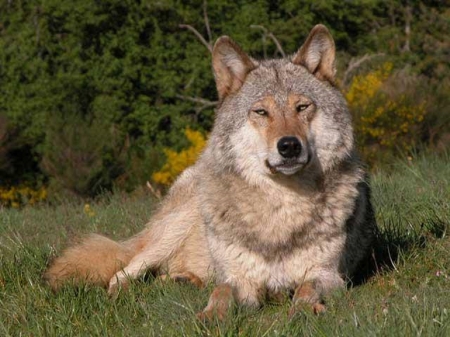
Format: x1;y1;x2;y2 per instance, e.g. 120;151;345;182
247;62;309;103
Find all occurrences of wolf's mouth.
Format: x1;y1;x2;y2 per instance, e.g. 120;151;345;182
265;160;304;175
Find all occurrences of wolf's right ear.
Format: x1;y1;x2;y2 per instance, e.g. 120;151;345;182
212;36;256;100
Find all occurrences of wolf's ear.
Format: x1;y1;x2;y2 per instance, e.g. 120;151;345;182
212;36;256;100
292;25;336;84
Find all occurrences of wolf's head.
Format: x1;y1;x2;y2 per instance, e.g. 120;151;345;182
207;25;354;183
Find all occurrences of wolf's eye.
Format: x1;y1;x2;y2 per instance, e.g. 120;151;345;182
253;109;268;116
296;104;310;113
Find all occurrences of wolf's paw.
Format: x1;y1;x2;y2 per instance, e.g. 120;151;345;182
312;302;326;314
288;301;326;318
289;281;326;317
196;307;228;322
197;284;234;322
107;277;129;299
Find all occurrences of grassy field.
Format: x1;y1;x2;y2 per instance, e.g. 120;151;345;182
1;154;449;336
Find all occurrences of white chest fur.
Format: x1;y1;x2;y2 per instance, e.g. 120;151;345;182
203;169;361;296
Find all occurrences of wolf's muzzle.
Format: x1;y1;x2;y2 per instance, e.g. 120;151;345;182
277;137;302;158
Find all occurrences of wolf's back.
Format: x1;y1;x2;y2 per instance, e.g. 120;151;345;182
44;234;136;291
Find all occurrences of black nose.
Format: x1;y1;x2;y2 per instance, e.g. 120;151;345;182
277;137;302;158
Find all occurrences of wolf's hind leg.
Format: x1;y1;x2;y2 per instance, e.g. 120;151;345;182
171;272;205;288
158;272;205;288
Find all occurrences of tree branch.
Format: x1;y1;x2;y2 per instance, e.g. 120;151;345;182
178;14;216;120
402;4;412;53
176;95;217;106
203;0;212;44
146;181;162;199
179;24;213;53
342;53;385;86
250;25;286;58
267;32;285;58
176;94;218;114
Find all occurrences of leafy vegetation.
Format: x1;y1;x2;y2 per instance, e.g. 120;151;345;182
0;184;47;208
0;154;449;335
345;62;427;165
0;1;449;198
152;128;206;186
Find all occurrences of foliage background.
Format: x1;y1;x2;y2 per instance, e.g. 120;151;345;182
0;0;449;202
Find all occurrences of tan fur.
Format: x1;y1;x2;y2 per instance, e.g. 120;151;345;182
44;234;135;291
45;25;376;321
45;166;213;292
249;93;314;151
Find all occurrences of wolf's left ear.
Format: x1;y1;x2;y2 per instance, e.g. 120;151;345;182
212;36;256;100
292;24;336;84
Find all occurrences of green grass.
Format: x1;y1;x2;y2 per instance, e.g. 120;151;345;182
1;155;449;336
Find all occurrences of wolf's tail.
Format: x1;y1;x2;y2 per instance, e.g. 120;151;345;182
44;234;140;291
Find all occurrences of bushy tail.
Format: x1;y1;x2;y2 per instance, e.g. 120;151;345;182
44;234;137;291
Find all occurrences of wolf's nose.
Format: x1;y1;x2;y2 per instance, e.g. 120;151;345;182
277;137;302;158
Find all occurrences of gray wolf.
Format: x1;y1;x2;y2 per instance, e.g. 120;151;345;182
45;24;376;320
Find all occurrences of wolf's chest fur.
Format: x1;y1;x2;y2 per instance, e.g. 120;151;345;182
201;166;361;290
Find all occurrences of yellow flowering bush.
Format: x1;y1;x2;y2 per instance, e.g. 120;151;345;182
0;185;47;208
345;62;426;163
152;128;206;186
346;62;392;109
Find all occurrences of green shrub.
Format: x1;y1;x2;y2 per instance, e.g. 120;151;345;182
0;0;448;196
40;113;125;198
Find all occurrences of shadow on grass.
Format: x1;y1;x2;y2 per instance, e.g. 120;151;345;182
351;217;447;286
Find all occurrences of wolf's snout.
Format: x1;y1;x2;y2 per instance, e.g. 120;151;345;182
277;137;302;158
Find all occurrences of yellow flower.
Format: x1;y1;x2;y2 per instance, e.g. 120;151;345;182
84;204;95;217
346;62;392;110
152;128;206;186
0;185;47;208
345;62;426;164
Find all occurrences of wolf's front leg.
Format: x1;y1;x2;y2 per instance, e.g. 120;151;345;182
289;273;345;316
107;261;145;297
197;281;261;321
197;284;234;321
107;247;168;296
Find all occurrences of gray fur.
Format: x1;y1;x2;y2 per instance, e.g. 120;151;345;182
45;25;376;316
